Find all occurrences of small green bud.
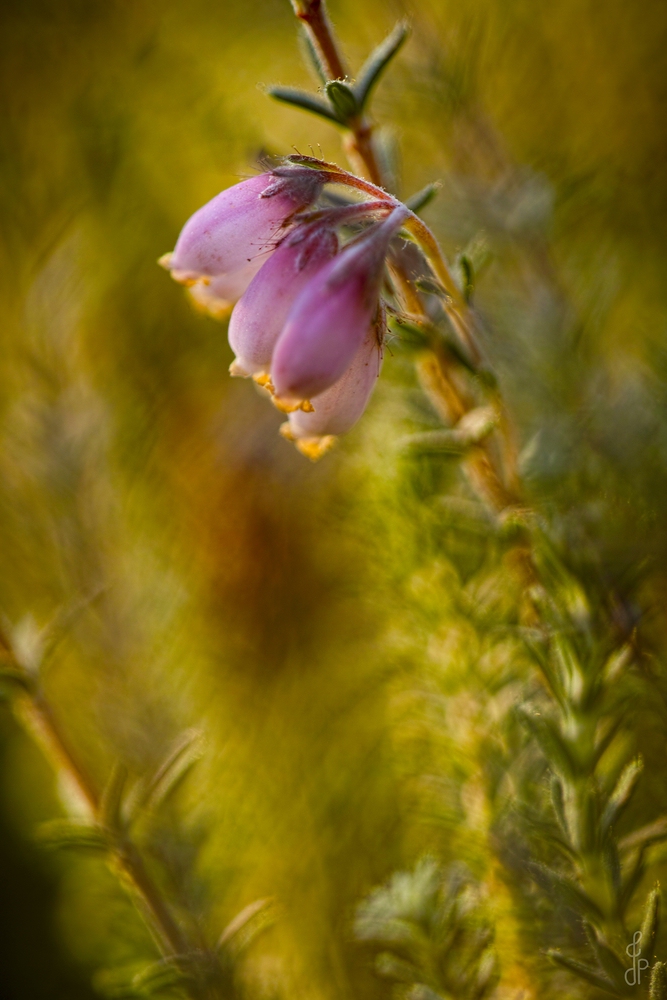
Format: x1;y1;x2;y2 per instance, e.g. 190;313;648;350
324;80;359;122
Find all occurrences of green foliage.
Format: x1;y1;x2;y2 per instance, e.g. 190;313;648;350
269;19;408;129
352;22;410;113
2;0;667;998
355;859;498;1000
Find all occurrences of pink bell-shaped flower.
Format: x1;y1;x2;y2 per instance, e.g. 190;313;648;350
186;260;266;318
161;168;325;292
271;205;409;403
281;318;383;460
228;223;338;377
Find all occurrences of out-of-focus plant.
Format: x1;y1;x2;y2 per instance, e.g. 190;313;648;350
355;858;498;1000
4;0;667;997
490;539;667;998
0;618;271;999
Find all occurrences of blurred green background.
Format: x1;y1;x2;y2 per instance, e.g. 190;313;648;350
2;0;667;996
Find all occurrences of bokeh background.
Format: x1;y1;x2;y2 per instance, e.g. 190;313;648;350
2;0;667;996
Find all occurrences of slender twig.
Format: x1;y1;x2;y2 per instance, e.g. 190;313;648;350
1;628;216;995
290;0;384;185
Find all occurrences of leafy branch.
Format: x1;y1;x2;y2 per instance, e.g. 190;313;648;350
0;615;270;999
506;549;667;997
355;858;498;1000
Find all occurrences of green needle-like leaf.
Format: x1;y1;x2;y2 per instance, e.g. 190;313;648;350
584;923;631;994
132;956;194;995
619;846;647;913
354;21;410;112
217;897;273;955
519;708;577;779
36;818;109;852
126;728;203;824
547;951;621;995
405;183;439;214
640;884;661;962
651;962;667;1000
550;774;569;837
101;762;129;832
299;28;327;84
267;86;343;124
0;663;34;695
528;862;605;921
601;756;643;833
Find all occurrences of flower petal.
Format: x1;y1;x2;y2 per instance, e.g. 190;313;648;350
285;320;382;443
166;170;324;282
271;207;407;402
228;225;338;376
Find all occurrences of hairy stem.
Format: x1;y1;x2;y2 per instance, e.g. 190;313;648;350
291;0;347;82
290;1;384;185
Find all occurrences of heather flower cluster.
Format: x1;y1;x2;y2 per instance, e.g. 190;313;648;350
160;166;410;459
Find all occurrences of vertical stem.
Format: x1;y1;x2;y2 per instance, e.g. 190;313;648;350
291;1;384;185
291;0;347;81
16;687;191;959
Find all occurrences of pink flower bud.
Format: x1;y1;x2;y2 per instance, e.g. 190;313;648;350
271;206;409;402
228;224;338;376
164;169;325;286
282;320;382;458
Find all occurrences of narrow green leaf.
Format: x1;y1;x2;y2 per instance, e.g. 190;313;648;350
299;28;327;84
528;862;604;921
375;952;421;983
593;716;623;768
650;962;667;1000
36;818;108;852
551;633;585;708
217;898;273;955
603;837;622;898
583;923;631;994
101;762;129;832
619;846;647;913
132;957;194;994
619;817;667;853
127;729;204;825
519;708;577;778
602;644;633;684
0;663;34;695
601;756;643;833
373;127;399;193
550;775;568;836
640;884;661;963
578;782;600;854
458;254;475;302
324;80;358;122
267;86;343;124
547;951;620;995
354;22;410;112
405;183;439;214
